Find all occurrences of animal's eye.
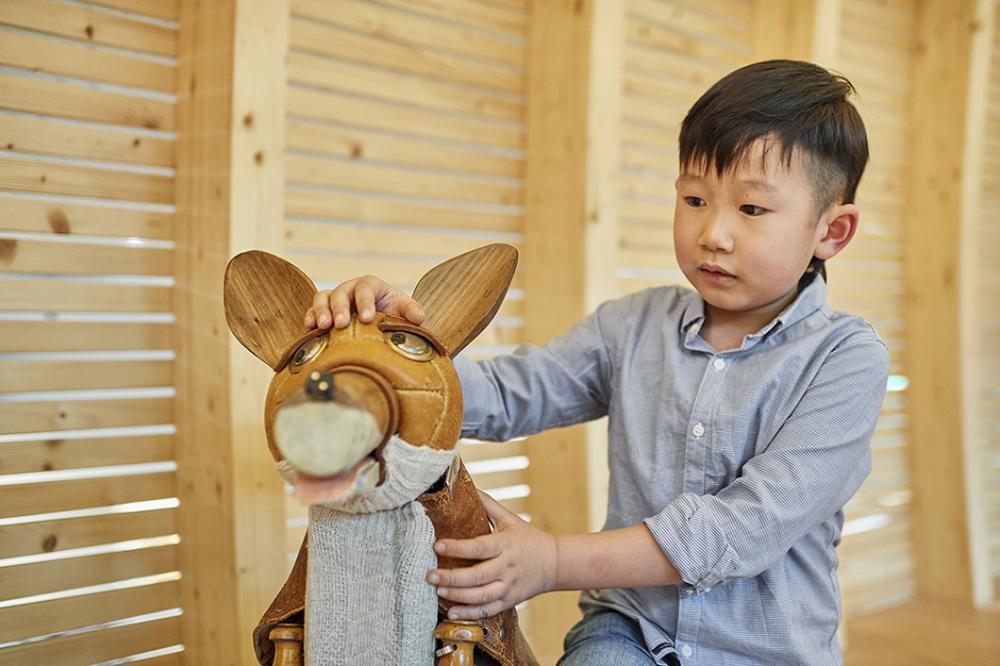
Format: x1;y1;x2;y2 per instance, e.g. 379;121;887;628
288;335;326;372
384;330;435;362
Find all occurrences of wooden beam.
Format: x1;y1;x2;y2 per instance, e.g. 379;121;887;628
904;0;980;606
750;0;841;65
174;0;289;663
523;1;624;662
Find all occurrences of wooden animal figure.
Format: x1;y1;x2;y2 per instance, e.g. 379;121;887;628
223;244;538;666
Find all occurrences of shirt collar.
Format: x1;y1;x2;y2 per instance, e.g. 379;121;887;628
680;272;827;351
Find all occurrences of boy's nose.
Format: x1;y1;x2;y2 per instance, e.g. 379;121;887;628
699;214;735;252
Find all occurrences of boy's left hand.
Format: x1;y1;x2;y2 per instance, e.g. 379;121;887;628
426;490;558;620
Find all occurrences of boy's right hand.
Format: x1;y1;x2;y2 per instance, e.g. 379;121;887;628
304;275;426;330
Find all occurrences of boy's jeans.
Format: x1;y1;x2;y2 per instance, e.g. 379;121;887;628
557;608;681;666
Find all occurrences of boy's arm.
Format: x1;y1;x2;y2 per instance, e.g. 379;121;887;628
455;295;633;442
643;330;890;593
430;329;889;618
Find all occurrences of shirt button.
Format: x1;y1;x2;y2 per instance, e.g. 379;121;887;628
713;358;725;370
681;644;693;658
692;423;705;438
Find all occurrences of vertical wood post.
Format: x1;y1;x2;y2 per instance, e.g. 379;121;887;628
174;0;290;662
523;1;624;661
904;0;984;606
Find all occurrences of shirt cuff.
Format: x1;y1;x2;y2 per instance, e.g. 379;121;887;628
453;355;488;434
643;493;738;594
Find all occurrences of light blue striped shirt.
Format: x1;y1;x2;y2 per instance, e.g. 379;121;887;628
455;274;889;666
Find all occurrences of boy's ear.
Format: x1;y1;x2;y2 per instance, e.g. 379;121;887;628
814;203;859;261
412;244;518;358
224;250;317;370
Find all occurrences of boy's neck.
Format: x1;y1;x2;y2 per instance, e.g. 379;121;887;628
700;288;800;352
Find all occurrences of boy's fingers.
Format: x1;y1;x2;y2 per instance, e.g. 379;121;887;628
401;298;425;325
428;560;500;589
447;600;507;621
327;288;354;329
436;580;505;606
435;534;501;560
477;490;516;526
310;289;335;329
354;279;377;322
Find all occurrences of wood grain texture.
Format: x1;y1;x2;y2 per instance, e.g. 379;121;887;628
224;250;316;370
412;243;517;357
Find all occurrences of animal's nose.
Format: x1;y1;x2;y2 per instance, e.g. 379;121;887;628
306;370;335;401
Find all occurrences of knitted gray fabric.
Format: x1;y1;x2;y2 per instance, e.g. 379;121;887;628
306;501;438;665
280;436;457;665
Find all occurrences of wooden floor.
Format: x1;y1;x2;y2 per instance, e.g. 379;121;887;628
844;599;1000;666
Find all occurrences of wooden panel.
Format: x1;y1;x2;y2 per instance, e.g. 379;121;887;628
0;614;181;664
289;251;524;290
0;197;173;239
285;187;521;233
0;0;177;57
0;72;175;131
0;29;176;93
374;0;526;38
0;398;173;434
0;279;172;311
0;114;174;167
0;542;177;601
287;86;521;150
0;359;173;392
459;439;526;462
285;221;519;258
286;119;520;178
0;508;176;559
0;472;176;518
286;154;520;206
0;435;174;475
0;579;179;645
0;321;173;352
88;0;179;21
287;51;520;123
0;156;173;203
626;18;748;68
0;238;173;275
289;15;520;94
291;0;523;67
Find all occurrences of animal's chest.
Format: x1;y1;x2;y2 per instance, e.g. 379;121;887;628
305;503;439;665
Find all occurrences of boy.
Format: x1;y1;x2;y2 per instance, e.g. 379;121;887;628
304;60;889;665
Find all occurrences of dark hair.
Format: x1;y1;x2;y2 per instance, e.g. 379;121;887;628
678;59;869;283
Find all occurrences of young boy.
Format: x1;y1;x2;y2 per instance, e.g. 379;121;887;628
304;60;889;665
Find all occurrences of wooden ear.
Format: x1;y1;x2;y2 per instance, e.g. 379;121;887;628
224;250;317;370
411;244;517;358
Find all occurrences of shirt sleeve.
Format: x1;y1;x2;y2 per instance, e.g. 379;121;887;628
453;294;635;442
643;329;890;592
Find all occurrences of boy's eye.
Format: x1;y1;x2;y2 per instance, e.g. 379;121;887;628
683;196;706;208
739;204;767;216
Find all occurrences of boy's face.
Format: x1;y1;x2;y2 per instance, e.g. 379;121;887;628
673;141;838;321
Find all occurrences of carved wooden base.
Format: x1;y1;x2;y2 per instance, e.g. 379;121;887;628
269;623;304;666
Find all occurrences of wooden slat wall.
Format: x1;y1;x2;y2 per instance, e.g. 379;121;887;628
280;0;532;576
832;0;917;617
0;1;182;663
617;0;754;296
981;0;1000;585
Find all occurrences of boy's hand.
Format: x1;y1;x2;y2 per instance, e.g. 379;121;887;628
304;275;425;330
426;490;558;620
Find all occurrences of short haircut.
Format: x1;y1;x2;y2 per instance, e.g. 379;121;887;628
678;60;870;281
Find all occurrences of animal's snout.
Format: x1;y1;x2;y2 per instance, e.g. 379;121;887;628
306;369;335;401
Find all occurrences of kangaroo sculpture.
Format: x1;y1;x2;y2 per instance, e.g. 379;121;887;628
223;244;538;665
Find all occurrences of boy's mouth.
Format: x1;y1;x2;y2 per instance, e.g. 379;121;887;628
699;263;736;282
